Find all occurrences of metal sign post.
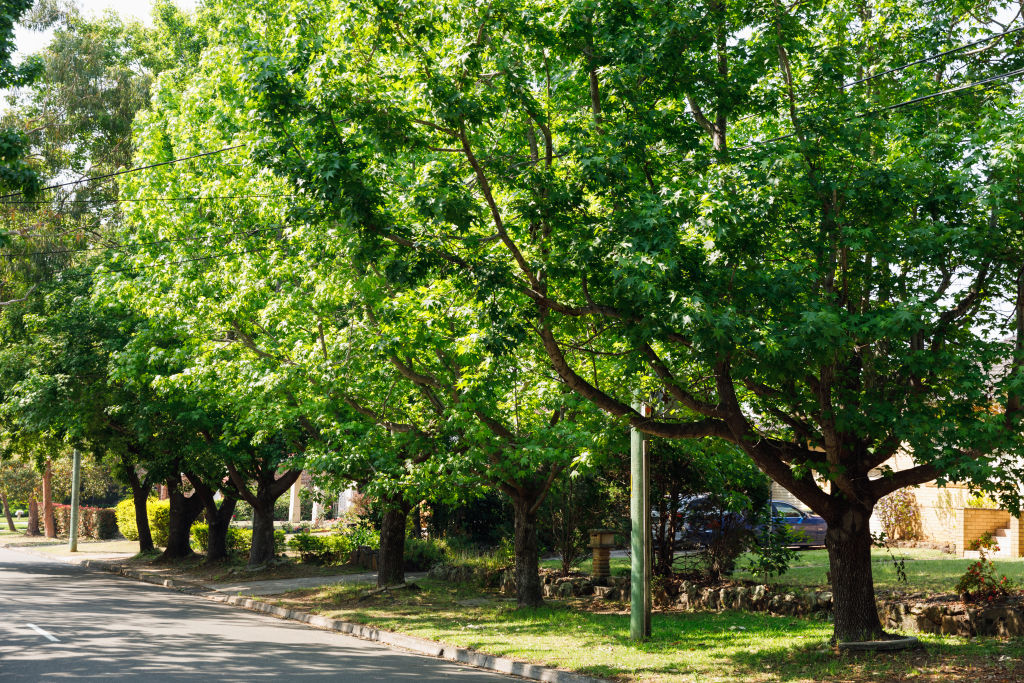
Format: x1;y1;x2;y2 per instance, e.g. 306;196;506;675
630;403;651;640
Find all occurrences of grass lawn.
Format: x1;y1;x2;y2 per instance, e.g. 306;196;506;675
270;578;1024;682
542;555;632;576
732;547;1024;596
546;548;1024;597
0;519;29;535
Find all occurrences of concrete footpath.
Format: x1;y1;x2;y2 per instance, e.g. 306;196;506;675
0;541;605;683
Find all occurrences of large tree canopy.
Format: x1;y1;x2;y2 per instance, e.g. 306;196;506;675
201;0;1024;641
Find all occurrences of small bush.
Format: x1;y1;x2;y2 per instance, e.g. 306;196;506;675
94;508;118;539
52;504;72;536
191;523;210;551
115;498;170;545
288;532;353;564
190;524;285;557
956;552;1015;602
148;500;171;547
348;523;380;550
51;505;118;540
967;531;999;552
745;520;800;582
404;537;449;571
115;498;139;540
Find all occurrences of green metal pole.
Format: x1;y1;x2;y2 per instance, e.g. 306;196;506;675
68;448;81;552
630;403;651;640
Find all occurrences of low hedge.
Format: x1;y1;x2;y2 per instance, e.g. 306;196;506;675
288;532;354;564
191;523;286;557
52;504;119;540
114;498;170;546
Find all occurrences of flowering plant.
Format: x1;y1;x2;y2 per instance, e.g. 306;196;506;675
955;551;1015;603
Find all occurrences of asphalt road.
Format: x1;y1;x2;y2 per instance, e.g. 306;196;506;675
0;548;511;681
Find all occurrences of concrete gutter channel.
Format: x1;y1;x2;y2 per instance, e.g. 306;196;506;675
72;557;607;683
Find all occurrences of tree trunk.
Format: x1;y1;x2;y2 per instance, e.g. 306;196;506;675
511;494;543;607
26;497;40;536
133;490;154;552
207;497;237;563
1;491;15;531
223;462;301;569
377;497;408;587
185;473;237;563
248;496;277;568
41;462;55;538
826;504;886;643
160;478;204;561
126;467;154;553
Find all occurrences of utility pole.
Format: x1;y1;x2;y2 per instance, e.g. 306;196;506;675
68;448;82;552
630;403;651;640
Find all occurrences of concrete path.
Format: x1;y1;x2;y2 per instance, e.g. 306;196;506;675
0;547;510;681
208;571;428;596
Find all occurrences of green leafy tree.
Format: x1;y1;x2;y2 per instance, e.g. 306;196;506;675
217;0;1024;642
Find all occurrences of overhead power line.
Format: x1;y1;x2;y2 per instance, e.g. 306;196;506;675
845;25;1024;89
0;144;245;201
747;65;1024;149
0;193;297;206
0;223;296;260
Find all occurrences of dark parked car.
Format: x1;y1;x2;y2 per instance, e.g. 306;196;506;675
656;496;827;548
770;500;827;547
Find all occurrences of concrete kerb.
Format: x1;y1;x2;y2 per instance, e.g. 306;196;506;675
75;557;607;683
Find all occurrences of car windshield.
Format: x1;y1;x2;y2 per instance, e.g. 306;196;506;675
772;502;805;519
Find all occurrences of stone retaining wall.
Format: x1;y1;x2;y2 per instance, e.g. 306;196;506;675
884;599;1024;637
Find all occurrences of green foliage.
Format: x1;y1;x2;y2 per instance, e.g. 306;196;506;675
115;497;171;546
191;523;286;557
745;521;800;583
51;504;118;539
404;537;450;571
148;499;170;547
94;507;118;539
114;498;139;541
539;472;619;574
877;489;923;541
348;522;380;550
288;532;353;564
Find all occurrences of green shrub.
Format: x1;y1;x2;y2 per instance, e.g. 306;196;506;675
115;498;139;540
348;523;380;549
191;522;210;551
404;537;449;571
53;504;72;536
745;520;800;582
148;500;170;547
116;497;169;544
50;505;119;540
288;532;353;564
191;524;286;557
94;508;118;539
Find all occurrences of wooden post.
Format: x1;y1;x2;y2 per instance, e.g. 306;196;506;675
630;403;651;640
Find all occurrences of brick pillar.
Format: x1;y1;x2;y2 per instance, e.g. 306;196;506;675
288;476;302;524
1010;516;1023;558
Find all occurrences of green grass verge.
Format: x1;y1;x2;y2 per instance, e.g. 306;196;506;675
272;578;1024;682
732;547;1024;595
545;548;1024;597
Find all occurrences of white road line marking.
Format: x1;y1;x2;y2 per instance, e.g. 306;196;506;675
27;624;59;642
